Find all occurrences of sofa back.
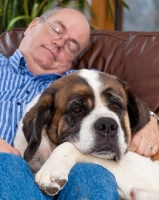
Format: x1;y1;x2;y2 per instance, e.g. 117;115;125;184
1;28;159;113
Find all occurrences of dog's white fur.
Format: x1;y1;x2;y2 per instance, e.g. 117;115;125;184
15;95;40;156
14;69;159;200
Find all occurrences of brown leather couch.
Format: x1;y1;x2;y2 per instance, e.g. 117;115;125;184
1;28;159;114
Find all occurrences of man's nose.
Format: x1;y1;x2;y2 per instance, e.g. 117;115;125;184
54;39;65;49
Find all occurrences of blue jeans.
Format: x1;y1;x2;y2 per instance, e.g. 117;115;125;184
0;153;119;200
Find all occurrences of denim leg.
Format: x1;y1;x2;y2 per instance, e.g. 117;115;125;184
0;153;52;200
0;153;119;200
57;163;119;200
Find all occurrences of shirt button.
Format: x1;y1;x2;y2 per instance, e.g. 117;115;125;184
17;102;21;105
26;90;30;94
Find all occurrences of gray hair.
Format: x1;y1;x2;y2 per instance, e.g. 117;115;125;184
72;41;90;67
39;7;77;22
38;7;62;22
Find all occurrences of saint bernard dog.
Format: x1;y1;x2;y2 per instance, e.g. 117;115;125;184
14;69;159;200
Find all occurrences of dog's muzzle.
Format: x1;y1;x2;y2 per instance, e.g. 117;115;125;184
91;117;120;160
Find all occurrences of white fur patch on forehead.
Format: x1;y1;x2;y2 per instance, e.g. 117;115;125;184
79;69;105;109
79;69;101;94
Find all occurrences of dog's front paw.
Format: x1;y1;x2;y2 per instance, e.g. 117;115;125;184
35;165;68;196
35;142;79;196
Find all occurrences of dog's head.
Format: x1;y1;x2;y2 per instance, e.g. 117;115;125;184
23;69;150;162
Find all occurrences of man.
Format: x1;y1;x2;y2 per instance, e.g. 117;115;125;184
0;7;158;200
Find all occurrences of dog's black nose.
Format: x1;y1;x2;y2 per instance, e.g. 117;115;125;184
94;117;118;135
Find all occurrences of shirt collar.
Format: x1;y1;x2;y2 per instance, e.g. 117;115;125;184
10;49;25;71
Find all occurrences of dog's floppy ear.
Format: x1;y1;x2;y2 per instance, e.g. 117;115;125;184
23;89;56;162
118;79;150;135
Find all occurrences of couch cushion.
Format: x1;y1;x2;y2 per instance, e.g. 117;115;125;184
107;33;159;113
74;29;136;72
0;28;25;57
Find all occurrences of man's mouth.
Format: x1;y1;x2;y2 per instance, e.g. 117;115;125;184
43;46;56;60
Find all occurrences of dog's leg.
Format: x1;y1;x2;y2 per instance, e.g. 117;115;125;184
35;142;120;196
35;142;122;196
35;142;82;196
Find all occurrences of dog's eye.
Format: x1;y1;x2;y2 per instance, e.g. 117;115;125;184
73;106;81;113
112;103;119;109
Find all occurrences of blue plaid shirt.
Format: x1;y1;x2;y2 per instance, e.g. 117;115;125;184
0;49;76;145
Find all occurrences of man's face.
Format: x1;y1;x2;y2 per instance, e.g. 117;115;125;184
19;9;90;75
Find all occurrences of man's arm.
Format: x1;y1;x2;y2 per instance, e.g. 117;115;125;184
0;137;21;156
129;116;159;156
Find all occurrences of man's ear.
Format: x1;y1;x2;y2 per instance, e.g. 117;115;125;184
117;79;150;135
24;17;40;35
23;91;56;162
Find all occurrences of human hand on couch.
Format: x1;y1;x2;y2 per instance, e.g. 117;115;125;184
129;116;159;157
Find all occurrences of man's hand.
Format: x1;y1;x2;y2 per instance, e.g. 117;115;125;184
129;116;159;157
0;137;21;156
